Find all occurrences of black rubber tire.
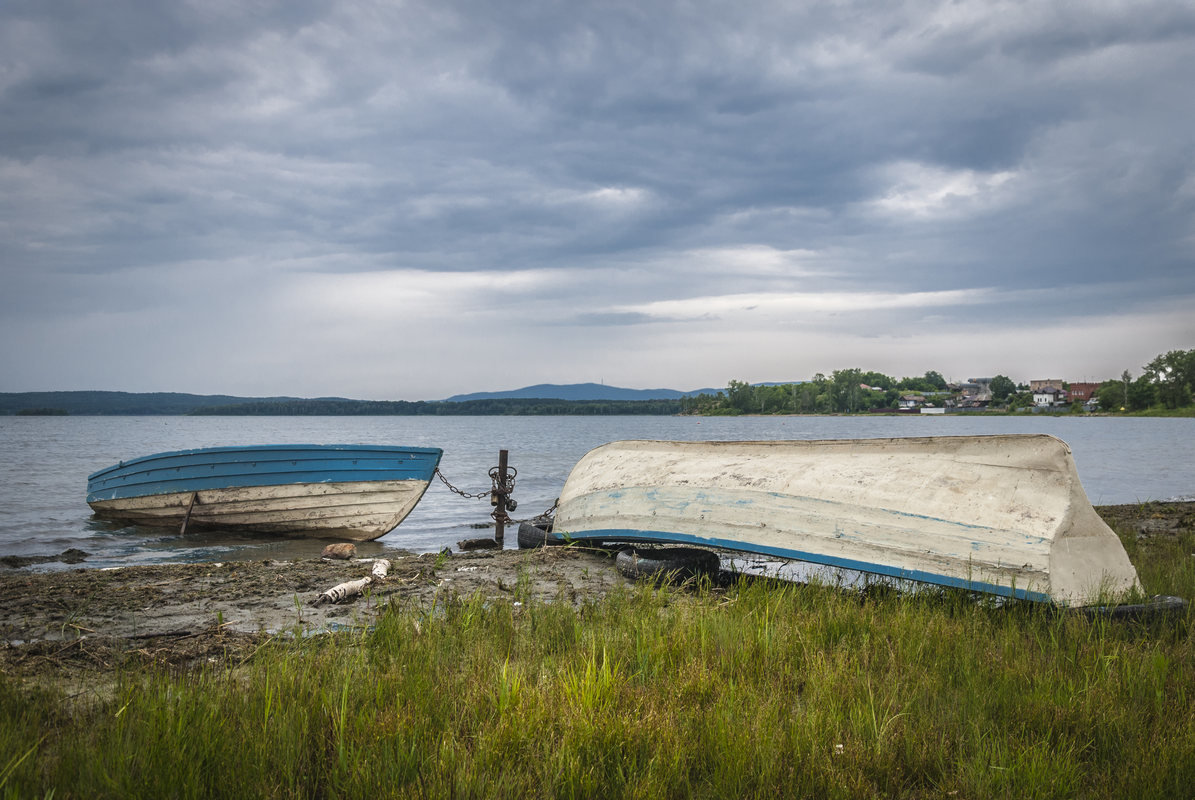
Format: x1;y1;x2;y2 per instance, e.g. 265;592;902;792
615;547;721;581
1076;595;1188;621
517;520;560;549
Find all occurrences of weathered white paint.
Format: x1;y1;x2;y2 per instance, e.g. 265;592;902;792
88;479;431;541
553;435;1142;605
314;559;391;606
315;576;374;605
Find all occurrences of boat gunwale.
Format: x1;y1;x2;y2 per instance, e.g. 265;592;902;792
87;443;444;482
566;432;1071;452
552;526;1054;603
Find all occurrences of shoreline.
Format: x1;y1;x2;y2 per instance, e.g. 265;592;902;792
2;501;1192;680
0;545;631;643
692;409;1195;418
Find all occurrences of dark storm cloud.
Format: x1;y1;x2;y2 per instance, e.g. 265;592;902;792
1;0;1193;397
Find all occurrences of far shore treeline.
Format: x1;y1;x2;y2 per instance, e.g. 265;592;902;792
187;398;685;416
0;392;683;417
684;347;1195;416
3;347;1192;417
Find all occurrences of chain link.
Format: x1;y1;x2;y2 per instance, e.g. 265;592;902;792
435;465;557;526
434;467;489;500
511;498;558;526
434;465;519;502
488;465;517;495
489;466;517;524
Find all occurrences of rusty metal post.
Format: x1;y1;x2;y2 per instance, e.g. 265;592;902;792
494;449;509;546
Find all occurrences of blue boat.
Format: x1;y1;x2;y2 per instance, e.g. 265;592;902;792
87;444;443;540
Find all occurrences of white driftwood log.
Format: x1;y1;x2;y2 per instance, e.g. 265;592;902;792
313;559;392;606
314;576;372;606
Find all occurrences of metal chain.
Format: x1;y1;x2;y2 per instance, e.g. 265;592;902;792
509;498;558;526
488;466;517;524
435;465;557;525
434;467;489;500
434;466;519;500
488;465;517;495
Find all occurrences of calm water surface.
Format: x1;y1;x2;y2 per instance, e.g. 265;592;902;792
1;414;1192;569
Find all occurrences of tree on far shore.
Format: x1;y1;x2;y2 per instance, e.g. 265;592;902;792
989;375;1016;402
1144;349;1195;409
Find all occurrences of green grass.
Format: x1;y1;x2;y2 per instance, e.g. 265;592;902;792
3;528;1194;799
1122;406;1195;417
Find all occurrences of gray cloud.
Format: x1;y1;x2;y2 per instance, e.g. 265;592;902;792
1;0;1193;397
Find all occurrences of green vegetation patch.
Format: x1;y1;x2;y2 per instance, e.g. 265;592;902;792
2;595;1192;796
3;511;1193;798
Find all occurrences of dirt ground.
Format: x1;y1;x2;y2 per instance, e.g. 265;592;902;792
0;544;633;681
2;503;1191;682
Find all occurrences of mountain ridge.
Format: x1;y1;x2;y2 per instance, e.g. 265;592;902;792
443;383;722;402
0;384;727;414
0;390;306;415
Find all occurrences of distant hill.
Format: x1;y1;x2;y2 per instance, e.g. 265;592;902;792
444;383;723;402
0;389;695;416
0;391;304;416
0;383;788;415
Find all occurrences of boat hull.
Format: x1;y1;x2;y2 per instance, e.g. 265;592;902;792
552;435;1141;606
87;444;442;540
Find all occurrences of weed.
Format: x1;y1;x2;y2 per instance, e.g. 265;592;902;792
3;536;1194;797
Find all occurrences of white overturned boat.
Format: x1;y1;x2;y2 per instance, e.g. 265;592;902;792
87;444;442;540
552;435;1142;606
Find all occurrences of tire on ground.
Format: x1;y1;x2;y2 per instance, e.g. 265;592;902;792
615;547;721;581
517;520;560;549
1077;594;1187;621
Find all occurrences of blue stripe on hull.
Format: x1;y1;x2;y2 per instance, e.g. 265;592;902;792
555;527;1052;603
87;444;443;503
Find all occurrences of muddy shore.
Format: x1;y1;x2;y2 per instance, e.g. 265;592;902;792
0;544;633;643
2;503;1191;681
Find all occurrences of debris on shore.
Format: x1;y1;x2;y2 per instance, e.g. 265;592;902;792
1;503;1190;681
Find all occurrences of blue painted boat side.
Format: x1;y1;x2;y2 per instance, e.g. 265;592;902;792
554;527;1053;603
86;444;444;480
87;444;443;503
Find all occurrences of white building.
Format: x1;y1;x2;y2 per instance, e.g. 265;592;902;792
1033;386;1068;407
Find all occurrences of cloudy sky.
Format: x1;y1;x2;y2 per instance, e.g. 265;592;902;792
2;0;1193;400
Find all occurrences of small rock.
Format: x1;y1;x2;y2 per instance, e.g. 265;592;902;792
321;543;357;560
457;537;501;551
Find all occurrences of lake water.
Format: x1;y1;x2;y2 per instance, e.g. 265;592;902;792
1;414;1192;570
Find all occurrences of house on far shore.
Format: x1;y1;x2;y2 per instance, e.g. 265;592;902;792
1030;378;1065;392
956;377;993;408
1032;386;1068;407
1068;382;1099;402
898;394;926;410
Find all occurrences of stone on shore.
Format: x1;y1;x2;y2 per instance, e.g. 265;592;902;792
321;542;357;560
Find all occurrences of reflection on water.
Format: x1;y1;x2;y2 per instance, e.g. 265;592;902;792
1;414;1192;570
